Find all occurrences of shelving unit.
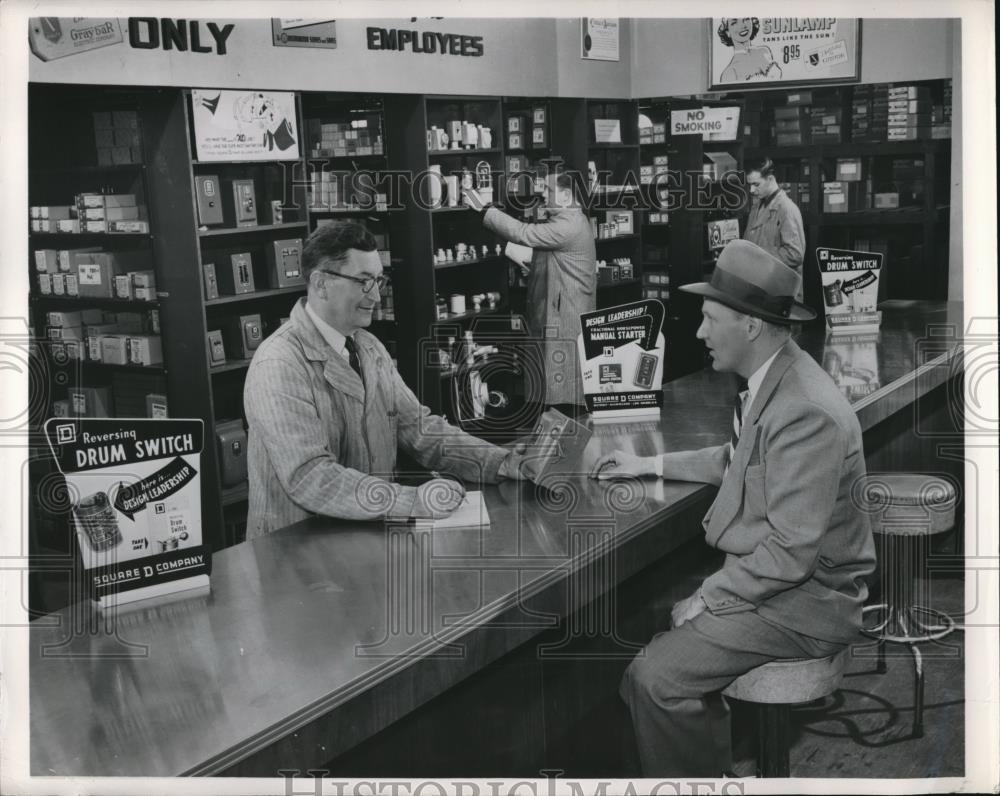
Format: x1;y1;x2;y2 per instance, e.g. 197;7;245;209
26;80;954;613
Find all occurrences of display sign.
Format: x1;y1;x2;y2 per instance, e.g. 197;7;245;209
271;18;337;49
816;247;883;334
29;17;123;62
578;300;665;419
191;88;299;161
593;119;622;144
671;106;740;140
706;218;740;251
822;332;882;401
708;18;861;90
581;17;620;61
43;418;211;609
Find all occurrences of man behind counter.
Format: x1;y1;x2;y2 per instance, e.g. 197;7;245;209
463;169;596;415
591;240;875;777
244;222;526;539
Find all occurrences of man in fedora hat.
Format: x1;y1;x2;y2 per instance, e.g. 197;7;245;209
591;239;875;777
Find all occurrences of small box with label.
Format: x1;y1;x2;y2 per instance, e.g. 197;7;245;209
836;158;864;182
100;335;130;365
605;211;634;235
34;249;60;274
823;182;850;214
129;335;163;366
145;393;169;418
114;275;134;299
69;387;113;418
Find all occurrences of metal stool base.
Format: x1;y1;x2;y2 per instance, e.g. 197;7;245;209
863;603;957;738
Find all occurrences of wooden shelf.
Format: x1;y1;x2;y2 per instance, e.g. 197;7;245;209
30;294;159;309
29;231;151;240
597;278;642;289
210;359;253;375
745;139;950;160
596;234;640;243
82;361;165;374
431;206;475;214
34;163;146;176
191;158;302;166
431;306;504;325
588;142;639;150
434;255;506;271
428;148;503;157
809;208;940;226
221;482;249;507
205;286;306;307
309;207;389;216
307;153;386;162
198;222;308;238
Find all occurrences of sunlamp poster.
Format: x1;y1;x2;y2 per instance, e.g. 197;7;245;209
709;18;861;90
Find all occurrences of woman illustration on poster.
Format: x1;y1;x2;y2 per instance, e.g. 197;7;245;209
717;18;782;82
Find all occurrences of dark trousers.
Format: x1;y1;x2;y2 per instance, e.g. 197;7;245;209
620;608;843;777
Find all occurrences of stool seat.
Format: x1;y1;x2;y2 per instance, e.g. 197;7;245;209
724;649;848;704
859;473;956;535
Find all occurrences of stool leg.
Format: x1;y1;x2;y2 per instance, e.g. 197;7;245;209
909;643;925;738
757;704;791;778
876;637;887;674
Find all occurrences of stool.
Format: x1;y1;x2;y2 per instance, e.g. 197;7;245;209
859;473;958;739
723;649;848;777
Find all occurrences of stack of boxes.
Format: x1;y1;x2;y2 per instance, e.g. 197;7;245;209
43;307;161;368
308;168;387;210
850;84;889;142
29;193;147;235
308;117;384;158
638;120;667;144
823;157;872;214
772;91;811;146
642;272;669;303
34;247;155;300
92;110;142;166
809;91;845;144
887;84;932;141
932;81;953;139
774;158;811;212
889;157;926;207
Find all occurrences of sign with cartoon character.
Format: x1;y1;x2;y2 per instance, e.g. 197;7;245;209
191;88;299;161
708;18;861;90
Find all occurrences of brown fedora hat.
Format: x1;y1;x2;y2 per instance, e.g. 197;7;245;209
679;239;816;323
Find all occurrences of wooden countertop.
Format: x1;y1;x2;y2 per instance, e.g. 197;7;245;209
30;301;964;777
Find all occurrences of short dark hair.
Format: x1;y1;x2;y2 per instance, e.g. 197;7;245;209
748;156;776;179
302;222;377;279
717;18;760;47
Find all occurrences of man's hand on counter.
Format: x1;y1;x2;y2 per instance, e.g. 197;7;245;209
498;442;530;480
411;477;466;519
590;450;657;480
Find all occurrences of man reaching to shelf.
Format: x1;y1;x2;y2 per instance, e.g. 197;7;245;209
244;222;527;539
463;169;596;415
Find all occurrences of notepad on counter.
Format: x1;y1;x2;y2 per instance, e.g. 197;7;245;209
413;490;491;529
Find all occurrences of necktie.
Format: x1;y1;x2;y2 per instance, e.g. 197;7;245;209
728;389;748;466
344;336;364;382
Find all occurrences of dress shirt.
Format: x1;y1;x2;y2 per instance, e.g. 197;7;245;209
305;301;351;361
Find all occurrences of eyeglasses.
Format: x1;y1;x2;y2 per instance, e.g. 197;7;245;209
315;269;387;294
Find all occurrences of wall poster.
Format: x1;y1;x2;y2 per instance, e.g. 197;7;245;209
191;88;299;161
581;18;620;62
708;17;861;90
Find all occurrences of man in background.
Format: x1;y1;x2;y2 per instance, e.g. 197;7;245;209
744;156;806;301
244;222;526;539
465;170;596;415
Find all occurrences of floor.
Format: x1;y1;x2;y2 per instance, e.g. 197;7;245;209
730;572;965;778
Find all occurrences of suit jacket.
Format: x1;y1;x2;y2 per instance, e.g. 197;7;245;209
483;205;596;405
243;299;507;539
659;340;876;643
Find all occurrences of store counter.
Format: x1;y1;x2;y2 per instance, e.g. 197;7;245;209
30;301;964;777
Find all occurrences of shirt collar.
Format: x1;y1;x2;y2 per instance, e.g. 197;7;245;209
305;301;350;359
745;345;783;413
759;187;783;208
